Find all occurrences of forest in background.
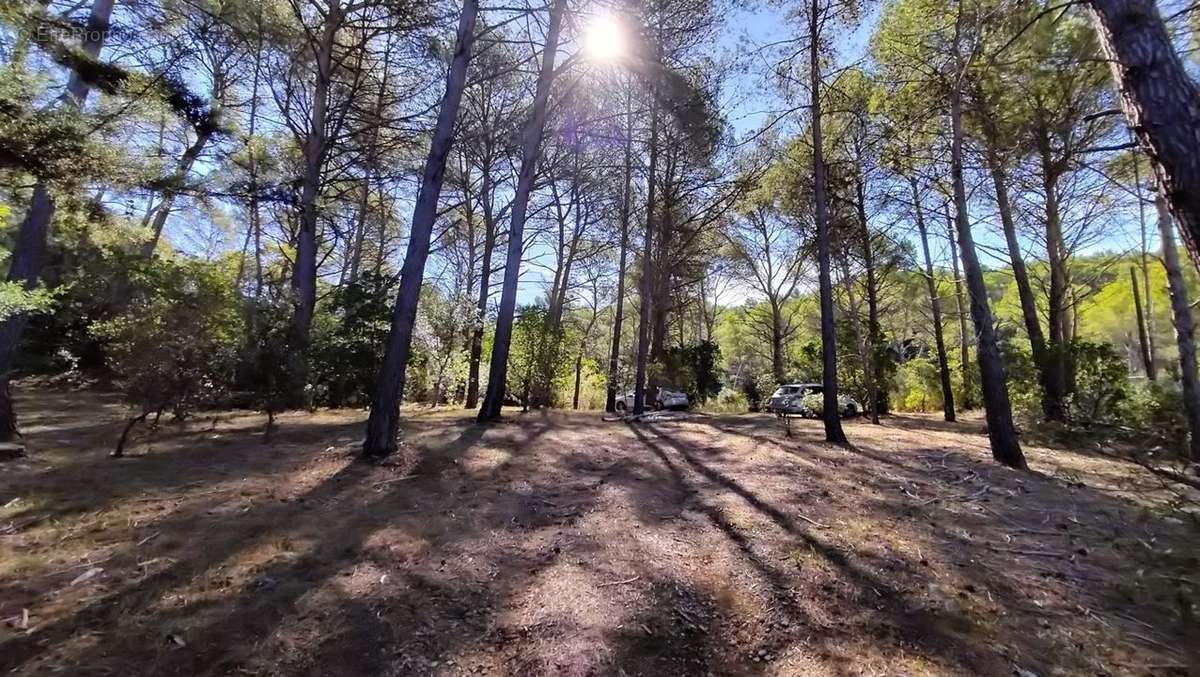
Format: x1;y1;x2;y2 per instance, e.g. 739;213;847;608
2;0;1200;469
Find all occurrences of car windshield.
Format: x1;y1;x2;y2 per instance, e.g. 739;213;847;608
772;386;800;396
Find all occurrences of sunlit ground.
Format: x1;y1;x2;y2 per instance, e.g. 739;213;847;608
0;388;1195;676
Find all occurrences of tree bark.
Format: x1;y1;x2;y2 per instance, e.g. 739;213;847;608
949;61;1026;469
1154;193;1200;461
360;0;479;458
945;205;974;410
477;0;567;422
1130;266;1155;381
0;0;114;442
770;299;786;383
855;177;882;422
911;177;956;422
632;86;660;417
141;125;216;258
466;143;501;409
1086;0;1200;275
1038;142;1072;414
810;0;846;444
838;254;875;424
606;86;635;413
988;155;1064;421
1132;146;1158;380
287;1;342;401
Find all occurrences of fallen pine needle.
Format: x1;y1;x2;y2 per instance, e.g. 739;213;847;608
598;575;640;587
987;546;1063;558
373;475;418;488
797;513;830;529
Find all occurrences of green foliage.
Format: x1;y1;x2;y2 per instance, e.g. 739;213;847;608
892;358;944;413
1068;340;1130;424
800;392;823;414
999;339;1041;422
236;293;293;418
404;287;473;405
93;256;242;417
1126;383;1189;453
739;371;780;412
0;71;110;181
0;280;56;322
506;304;572;409
703;386;749;413
310;272;395;407
652;341;722;403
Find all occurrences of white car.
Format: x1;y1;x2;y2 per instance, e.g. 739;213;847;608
766;383;859;418
615;387;689;412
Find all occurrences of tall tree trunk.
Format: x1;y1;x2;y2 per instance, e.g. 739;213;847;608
1086;0;1200;275
606;87;634;413
1155;193;1200;461
234;19;265;298
361;0;479;458
1038;143;1072;413
344;180;370;286
632;87;660;417
287;1;341;401
855;177;882;422
949;63;1026;470
838;254;875;424
573;305;599;411
1131;267;1155;380
141;126;216;258
1132;146;1158;380
466;155;499;409
0;0;115;442
810;0;846;444
988;154;1064;421
911;177;956;422
649;148;676;363
465;228;493;409
945;206;974;410
770;299;785;383
477;0;567;422
572;353;583;410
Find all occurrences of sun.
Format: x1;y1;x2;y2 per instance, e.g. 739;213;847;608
583;13;627;62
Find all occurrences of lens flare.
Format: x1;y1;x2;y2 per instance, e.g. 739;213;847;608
583;14;626;62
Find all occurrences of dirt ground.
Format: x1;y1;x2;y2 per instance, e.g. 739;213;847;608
0;388;1196;676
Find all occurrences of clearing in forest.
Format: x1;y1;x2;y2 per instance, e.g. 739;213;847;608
0;388;1196;676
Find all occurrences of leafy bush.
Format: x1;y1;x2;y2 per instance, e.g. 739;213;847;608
506;304;572;409
236;293;294;437
1125;382;1188;453
741;371;781;411
652;341;723;404
1069;340;1130;424
310;272;395;407
997;340;1041;423
892;358;943;413
93;257;242;452
704;387;748;413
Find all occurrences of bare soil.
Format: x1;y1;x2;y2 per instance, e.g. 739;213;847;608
1;388;1196;676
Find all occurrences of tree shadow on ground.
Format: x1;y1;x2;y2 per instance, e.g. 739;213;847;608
677;414;1197;673
0;412;573;675
632;423;1006;675
3;395;1195;675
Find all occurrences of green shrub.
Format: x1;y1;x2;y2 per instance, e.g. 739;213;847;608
704;387;749;413
1068;340;1130;424
1125;382;1188;452
892;359;943;413
93;256;242;452
309;272;395;407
